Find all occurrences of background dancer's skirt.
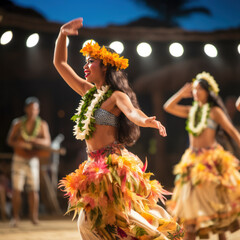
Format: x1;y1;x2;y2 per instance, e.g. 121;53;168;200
60;142;184;240
167;144;240;238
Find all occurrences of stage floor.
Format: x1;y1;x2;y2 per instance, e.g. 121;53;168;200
0;217;240;240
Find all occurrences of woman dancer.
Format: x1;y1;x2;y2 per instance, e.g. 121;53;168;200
164;72;240;240
54;18;183;240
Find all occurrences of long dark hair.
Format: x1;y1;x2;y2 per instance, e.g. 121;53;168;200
197;78;236;151
197;79;228;115
102;47;140;146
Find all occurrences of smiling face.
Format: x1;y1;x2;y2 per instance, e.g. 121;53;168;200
83;56;107;86
192;80;209;104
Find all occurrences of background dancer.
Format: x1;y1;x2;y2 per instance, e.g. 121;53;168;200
54;17;183;240
7;97;51;227
164;72;240;240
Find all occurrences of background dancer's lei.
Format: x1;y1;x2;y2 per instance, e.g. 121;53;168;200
20;116;41;141
72;85;113;140
186;101;210;136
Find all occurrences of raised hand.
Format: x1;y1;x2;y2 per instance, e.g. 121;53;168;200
179;83;193;99
145;117;167;137
61;18;83;36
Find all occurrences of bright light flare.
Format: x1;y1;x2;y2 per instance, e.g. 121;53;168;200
109;41;124;54
137;42;152;57
204;44;218;58
169;42;184;57
26;33;39;48
0;31;13;45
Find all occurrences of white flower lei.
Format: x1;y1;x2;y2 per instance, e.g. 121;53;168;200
73;85;110;140
186;101;210;136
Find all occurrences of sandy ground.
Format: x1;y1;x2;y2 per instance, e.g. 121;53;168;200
0;217;79;240
0;217;240;240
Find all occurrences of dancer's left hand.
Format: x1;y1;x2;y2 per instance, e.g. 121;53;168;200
145;117;167;137
157;121;167;137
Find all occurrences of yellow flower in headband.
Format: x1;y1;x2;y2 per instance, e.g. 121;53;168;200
80;41;129;71
194;71;220;95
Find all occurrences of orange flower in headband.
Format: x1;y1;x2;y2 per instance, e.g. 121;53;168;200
80;41;129;71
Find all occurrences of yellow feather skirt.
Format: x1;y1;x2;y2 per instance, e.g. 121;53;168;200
167;144;240;238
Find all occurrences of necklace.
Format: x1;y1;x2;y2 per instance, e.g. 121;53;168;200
186;101;210;136
72;85;113;140
20;116;41;141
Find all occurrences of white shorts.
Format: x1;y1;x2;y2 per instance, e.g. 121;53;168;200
11;154;40;192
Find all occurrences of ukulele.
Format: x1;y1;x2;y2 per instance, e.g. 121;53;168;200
29;144;67;159
15;141;66;160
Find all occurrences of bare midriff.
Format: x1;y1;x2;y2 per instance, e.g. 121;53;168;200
189;128;217;149
86;124;118;152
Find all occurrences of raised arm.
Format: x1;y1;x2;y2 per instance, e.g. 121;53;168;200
53;18;93;96
163;83;192;118
211;107;240;147
113;91;167;137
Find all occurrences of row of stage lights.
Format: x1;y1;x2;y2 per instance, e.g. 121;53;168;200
1;30;240;58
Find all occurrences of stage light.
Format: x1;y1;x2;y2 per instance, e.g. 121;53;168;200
137;42;152;57
109;41;124;54
204;44;218;57
169;42;184;57
238;44;240;54
82;39;96;48
0;31;13;45
26;33;39;48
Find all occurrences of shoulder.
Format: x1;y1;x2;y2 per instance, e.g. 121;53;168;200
40;119;49;128
210;106;223;114
210;106;225;120
111;91;130;103
11;117;22;127
8;117;22;134
112;90;128;99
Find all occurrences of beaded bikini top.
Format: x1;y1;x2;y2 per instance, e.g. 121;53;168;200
207;118;218;130
94;108;119;127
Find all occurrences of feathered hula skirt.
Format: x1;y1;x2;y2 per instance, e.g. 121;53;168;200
167;144;240;238
59;142;184;240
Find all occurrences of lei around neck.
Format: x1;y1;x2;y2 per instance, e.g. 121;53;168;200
72;85;113;140
186;101;210;136
20;116;41;141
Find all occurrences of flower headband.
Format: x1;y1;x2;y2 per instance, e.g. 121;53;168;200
194;71;219;95
80;41;129;71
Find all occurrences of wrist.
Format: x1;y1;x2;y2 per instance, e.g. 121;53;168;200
60;27;67;36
